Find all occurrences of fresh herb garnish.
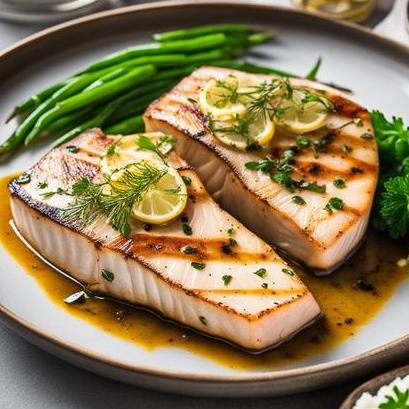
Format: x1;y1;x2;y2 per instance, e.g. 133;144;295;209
282;268;295;276
41;187;68;198
261;283;268;289
222;275;232;286
136;134;176;162
66;145;79;153
254;268;267;278
181;246;198;254
292;195;306;205
182;175;192;186
296;137;310;149
182;223;193;236
63;161;167;237
333;178;346;189
227;227;236;236
191;262;205;270
378;174;409;238
378;385;409;409
101;269;115;282
324;197;344;213
37;182;48;189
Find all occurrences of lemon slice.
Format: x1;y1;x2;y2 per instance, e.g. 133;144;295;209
212;114;275;150
276;89;329;134
100;134;163;175
131;166;187;224
199;75;246;119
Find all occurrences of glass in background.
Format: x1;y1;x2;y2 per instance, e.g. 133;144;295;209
291;0;376;22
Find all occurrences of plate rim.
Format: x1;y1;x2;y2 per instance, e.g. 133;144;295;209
0;0;409;389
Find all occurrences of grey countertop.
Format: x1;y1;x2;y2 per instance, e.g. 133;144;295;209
0;2;398;408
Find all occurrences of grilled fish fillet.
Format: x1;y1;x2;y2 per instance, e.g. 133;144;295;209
9;129;321;351
145;66;379;274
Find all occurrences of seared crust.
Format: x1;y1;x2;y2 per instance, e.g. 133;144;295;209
144;66;379;271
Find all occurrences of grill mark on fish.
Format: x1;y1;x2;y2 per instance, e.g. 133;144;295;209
108;233;275;262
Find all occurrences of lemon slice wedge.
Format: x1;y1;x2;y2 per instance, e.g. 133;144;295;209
101;133;187;225
199;75;246;120
212;114;275;150
131;166;187;224
276;89;329;134
100;133;164;175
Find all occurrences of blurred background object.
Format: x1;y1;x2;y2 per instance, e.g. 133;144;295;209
0;0;123;23
291;0;375;22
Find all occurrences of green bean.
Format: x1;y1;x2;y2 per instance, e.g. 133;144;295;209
46;105;98;134
185;48;228;63
84;67;128;91
106;89;169;125
24;65;156;145
247;32;271;46
8;80;71;120
104;115;144;135
53;98;123;147
83;33;227;72
4;71;107;151
305;57;322;80
153;24;251;42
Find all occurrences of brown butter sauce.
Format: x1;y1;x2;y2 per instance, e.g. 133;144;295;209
1;173;407;371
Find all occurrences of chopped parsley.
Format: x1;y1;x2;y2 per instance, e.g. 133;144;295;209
182;223;192;236
227;227;236;236
101;269;114;282
66;145;79;153
324;197;344;213
181;246;197;254
37;182;48;189
296;137;310;149
282;268;295;276
182;175;192;186
378;385;409;409
191;262;205;270
333;178;346;189
222;275;232;286
254;268;267;278
292;195;306;205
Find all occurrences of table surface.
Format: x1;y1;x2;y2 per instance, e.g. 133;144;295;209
0;1;400;408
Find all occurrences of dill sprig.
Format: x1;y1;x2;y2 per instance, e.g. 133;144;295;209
63;161;167;236
136;134;176;162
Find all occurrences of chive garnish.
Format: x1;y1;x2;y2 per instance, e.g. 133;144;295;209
227;227;235;236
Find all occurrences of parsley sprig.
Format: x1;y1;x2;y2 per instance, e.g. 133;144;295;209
379;386;409;409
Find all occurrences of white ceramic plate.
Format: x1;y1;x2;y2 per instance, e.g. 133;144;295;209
0;0;409;397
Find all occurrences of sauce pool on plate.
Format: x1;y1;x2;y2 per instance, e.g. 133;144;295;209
0;173;407;370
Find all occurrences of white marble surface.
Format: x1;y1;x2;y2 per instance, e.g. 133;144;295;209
0;1;401;408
